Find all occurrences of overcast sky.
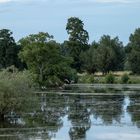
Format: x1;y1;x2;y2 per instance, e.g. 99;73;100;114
0;0;140;45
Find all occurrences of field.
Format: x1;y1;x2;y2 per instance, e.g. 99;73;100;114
78;71;140;84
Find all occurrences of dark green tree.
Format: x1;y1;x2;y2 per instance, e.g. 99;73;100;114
66;17;89;45
0;29;20;69
65;17;89;72
127;28;140;74
96;35;125;74
19;32;77;87
81;41;99;74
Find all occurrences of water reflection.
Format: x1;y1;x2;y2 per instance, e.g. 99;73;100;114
1;84;140;140
90;95;124;125
68;95;91;140
128;95;140;128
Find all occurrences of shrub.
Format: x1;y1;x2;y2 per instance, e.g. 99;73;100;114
0;69;35;121
88;74;95;83
45;75;63;87
121;73;130;84
78;74;94;83
128;80;132;84
105;73;115;84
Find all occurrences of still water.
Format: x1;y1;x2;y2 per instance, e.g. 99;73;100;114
1;84;140;140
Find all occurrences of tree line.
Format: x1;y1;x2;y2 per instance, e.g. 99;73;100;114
0;17;140;86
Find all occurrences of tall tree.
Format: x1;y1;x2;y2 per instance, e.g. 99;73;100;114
66;17;89;45
65;17;89;72
0;29;19;69
127;28;140;74
96;35;125;74
19;32;77;87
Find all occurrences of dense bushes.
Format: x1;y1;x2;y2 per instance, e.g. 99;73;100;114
0;69;34;121
78;74;94;83
121;73;129;84
105;73;115;84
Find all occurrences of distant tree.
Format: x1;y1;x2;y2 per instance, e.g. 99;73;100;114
0;29;20;69
81;41;99;74
97;44;115;74
65;17;89;72
66;17;89;45
127;28;140;74
96;35;125;74
19;32;77;87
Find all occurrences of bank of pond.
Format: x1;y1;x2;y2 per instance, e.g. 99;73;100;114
78;72;140;84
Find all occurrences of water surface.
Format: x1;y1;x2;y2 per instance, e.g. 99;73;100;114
1;84;140;140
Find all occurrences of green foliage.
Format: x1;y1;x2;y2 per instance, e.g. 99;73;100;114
105;73;115;84
81;35;125;74
19;32;77;87
0;29;22;69
78;74;94;83
96;35;125;74
128;75;140;84
81;42;98;74
128;48;140;74
127;28;140;74
1;24;140;86
65;17;89;72
66;17;89;45
121;73;130;84
97;45;115;74
0;69;34;120
62;41;86;72
45;75;63;87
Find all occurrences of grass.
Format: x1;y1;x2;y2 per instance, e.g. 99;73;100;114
78;71;140;84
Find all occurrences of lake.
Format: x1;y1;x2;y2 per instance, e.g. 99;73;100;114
1;84;140;140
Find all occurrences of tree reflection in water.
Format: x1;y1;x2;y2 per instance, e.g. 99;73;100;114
90;95;124;124
0;93;67;140
1;85;140;140
68;95;91;140
127;95;140;128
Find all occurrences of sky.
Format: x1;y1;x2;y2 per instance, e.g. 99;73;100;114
0;0;140;45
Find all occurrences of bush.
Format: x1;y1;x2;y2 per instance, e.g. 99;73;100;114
78;74;94;83
121;73;129;84
105;73;115;84
45;75;63;87
0;69;35;121
88;74;95;83
59;68;78;84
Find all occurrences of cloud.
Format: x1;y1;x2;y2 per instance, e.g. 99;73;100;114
0;0;139;4
95;0;130;3
0;0;12;3
93;0;132;3
70;0;139;4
